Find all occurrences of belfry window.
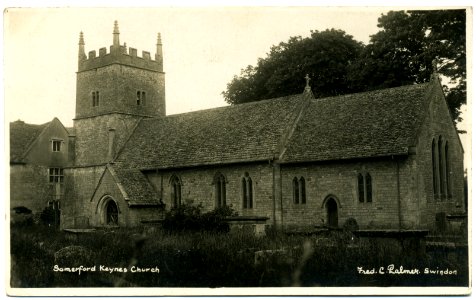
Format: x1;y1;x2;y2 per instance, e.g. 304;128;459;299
358;172;372;203
242;173;253;209
170;175;182;208
137;90;146;105
214;173;227;208
92;91;99;107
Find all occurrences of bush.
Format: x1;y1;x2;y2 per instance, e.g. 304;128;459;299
162;201;237;233
40;206;60;227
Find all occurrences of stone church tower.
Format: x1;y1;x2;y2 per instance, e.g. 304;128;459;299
73;21;165;165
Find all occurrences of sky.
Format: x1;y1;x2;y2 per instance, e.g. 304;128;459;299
4;7;392;127
3;6;471;162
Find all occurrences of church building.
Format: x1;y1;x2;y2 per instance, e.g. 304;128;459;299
11;22;466;232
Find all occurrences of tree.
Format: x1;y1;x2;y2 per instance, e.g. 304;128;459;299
223;10;466;125
222;29;364;104
349;10;466;123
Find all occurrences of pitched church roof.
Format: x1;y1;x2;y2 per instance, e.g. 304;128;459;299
116;94;304;169
10;120;50;163
281;83;430;163
116;81;434;170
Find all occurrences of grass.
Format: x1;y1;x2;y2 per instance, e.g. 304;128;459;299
10;222;469;288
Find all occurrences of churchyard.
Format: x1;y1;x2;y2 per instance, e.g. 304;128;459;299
10;218;468;288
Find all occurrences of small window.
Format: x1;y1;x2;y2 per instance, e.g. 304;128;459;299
242;174;253;209
358;172;372;203
52;140;62;152
49;168;64;183
292;177;306;204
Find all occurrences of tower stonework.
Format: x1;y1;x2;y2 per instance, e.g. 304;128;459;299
74;21;165;165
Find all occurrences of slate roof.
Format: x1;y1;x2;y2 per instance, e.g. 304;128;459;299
281;83;430;163
110;167;160;206
117;82;432;170
116;94;304;169
10;120;50;163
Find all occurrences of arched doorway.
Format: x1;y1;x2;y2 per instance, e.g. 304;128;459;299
105;200;119;225
326;198;338;228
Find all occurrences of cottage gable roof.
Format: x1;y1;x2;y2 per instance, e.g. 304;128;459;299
116;94;304;169
10;120;50;163
116;81;433;170
281;83;431;163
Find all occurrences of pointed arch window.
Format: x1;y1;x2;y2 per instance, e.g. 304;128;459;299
358;174;365;203
242;173;253;209
358;172;372;203
170;175;182;208
299;177;306;204
445;142;451;197
365;173;372;203
292;177;306;204
438;136;446;197
293;177;299;204
214;173;226;208
432;138;439;197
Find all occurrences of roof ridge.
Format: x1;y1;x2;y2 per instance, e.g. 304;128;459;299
162;93;304;119
312;82;430;103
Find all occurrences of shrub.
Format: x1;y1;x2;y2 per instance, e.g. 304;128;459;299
162;201;237;233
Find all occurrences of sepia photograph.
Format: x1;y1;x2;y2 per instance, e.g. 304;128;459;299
4;6;471;296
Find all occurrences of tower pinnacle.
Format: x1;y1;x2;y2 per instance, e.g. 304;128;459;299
155;32;163;69
113;20;120;47
78;31;86;62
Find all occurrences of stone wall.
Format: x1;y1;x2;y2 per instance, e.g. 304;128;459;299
280;159;402;230
413;81;466;230
146;162;276;221
10;164;53;213
75;64;165;119
61;165;106;229
73;114;141;166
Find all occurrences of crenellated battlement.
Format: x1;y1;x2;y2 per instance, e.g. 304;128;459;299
79;45;162;72
78;21;163;73
75;21;166;120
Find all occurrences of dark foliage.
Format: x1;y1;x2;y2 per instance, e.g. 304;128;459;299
10;224;468;288
223;10;466;126
349;10;466;125
222;29;364;104
162;201;238;233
